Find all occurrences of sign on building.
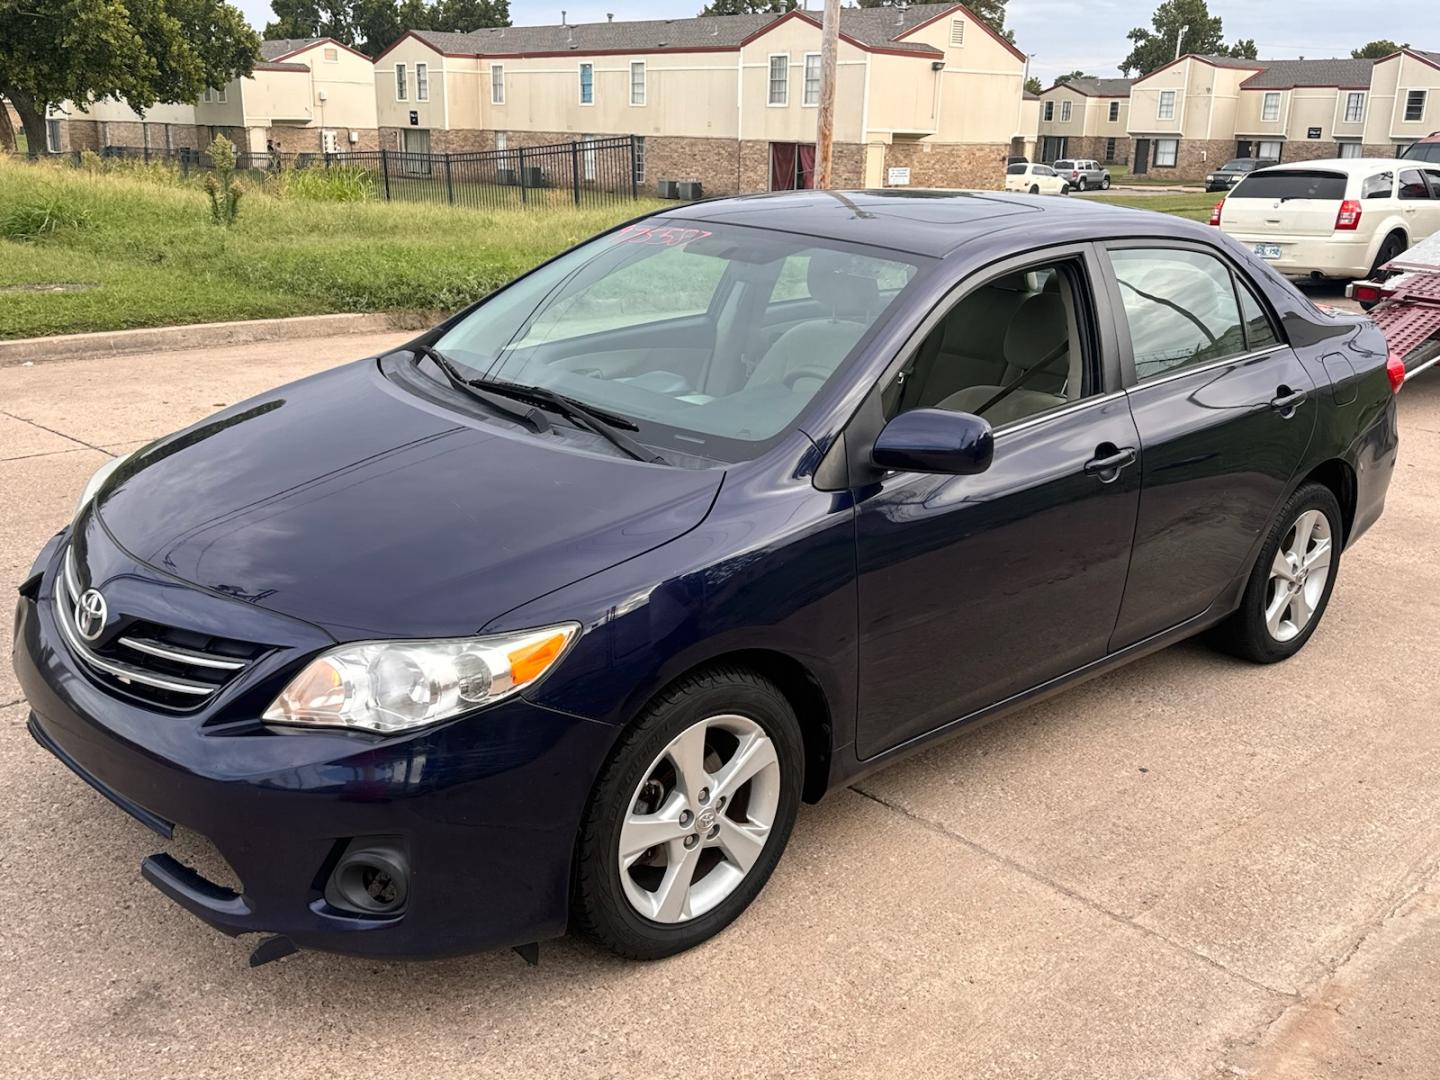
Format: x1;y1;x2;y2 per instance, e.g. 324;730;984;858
887;166;912;186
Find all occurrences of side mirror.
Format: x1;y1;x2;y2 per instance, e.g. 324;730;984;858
871;408;994;476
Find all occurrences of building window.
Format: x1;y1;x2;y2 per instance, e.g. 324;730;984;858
495;131;507;150
46;118;61;153
202;88;212;103
1042;100;1054;121
1154;138;1178;167
768;54;788;106
803;53;821;106
1104;137;1117;161
579;63;594;105
1108;100;1120;122
416;63;429;101
1258;140;1282;161
1262;92;1280;122
395;64;407;101
634;135;646;184
1405;90;1426;122
1158;90;1175;120
323;47;338;62
1338;141;1363;158
1060;100;1072;122
491;64;505;104
1344;92;1365;123
630;61;646;106
217;87;226;103
949;18;965;46
581;134;596;181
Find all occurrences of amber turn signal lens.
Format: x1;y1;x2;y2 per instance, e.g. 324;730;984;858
508;633;569;685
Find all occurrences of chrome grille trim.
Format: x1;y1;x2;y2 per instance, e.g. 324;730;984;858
116;636;247;671
52;583;217;697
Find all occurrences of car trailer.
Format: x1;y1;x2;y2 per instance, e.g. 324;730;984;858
1347;231;1440;385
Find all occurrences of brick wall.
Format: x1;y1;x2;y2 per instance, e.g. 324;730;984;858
64;119;101;153
882;140;1008;190
1280;140;1342;163
1133;138;1231;181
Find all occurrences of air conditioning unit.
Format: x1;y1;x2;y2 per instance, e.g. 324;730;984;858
655;179;679;199
677;180;703;200
522;165;546;187
496;167;517;186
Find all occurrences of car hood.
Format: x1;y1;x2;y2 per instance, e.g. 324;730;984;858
94;359;722;639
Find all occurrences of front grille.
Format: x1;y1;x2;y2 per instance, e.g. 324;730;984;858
56;544;267;710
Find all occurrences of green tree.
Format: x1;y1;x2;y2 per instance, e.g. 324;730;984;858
699;0;796;13
431;0;509;33
1352;40;1402;59
1119;0;1253;75
1024;76;1043;95
0;0;258;157
1229;38;1258;59
1054;70;1092;83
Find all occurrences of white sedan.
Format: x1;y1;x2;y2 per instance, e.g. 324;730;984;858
1004;163;1070;196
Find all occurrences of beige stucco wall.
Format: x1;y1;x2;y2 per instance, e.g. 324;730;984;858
1364;52;1440;146
286;43;378;131
1129;58;1258;142
1036;85;1088;138
900;11;1025;145
375;37;450;132
1235;85;1366;146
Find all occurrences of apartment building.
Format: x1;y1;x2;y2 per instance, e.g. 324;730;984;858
41;98;201;155
1126;54;1263;179
1035;77;1133;164
1363;48;1440;155
195;38;379;156
1233;59;1375;163
372;3;1029;194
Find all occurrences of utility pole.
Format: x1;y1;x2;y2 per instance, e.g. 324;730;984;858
813;0;841;188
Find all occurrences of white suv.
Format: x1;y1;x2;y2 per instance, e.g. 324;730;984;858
1214;158;1440;280
1004;162;1069;196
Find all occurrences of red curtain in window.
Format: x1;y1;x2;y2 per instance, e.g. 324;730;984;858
797;144;817;189
770;142;797;191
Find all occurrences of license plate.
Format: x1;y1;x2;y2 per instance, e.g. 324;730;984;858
1254;243;1283;259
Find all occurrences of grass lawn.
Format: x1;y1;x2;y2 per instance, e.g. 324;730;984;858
0;156;665;340
1077;189;1219;222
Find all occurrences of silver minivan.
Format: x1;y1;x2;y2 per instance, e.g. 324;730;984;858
1052;159;1111;191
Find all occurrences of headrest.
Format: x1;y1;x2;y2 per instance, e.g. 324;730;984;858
1003;291;1068;366
808;251;880;318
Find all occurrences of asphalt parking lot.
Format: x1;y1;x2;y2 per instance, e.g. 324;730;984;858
2;333;1438;1078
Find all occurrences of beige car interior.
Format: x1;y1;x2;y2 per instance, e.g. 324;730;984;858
886;265;1088;428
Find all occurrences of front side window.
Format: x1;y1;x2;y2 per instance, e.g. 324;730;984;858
416;63;429;101
1158;90;1176;120
1344;92;1365;123
579;63;594;104
1043;101;1054;121
1405;90;1427;123
630;61;646;106
768;54;788;105
1109;248;1248;381
881;260;1096;429
432;223;925;458
803;53;821;106
1108;101;1120;122
1397;169;1431;200
491;64;505;104
1154;138;1178;167
1060;100;1072;122
395;63;407;101
1262;92;1281;122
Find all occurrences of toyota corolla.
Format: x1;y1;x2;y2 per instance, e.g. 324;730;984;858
13;190;1399;963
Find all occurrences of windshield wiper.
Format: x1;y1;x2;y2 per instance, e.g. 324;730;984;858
473;379;669;465
411;346;551;433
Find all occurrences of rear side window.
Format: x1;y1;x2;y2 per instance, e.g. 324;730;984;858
1237;282;1279;351
1035;165;1056;176
1361;172;1393;199
1109;248;1248;381
1006;164;1028;175
1229;170;1347;201
1397;170;1432;200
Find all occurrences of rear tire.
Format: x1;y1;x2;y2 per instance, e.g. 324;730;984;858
1210;483;1342;664
571;667;804;960
1029;184;1040;194
1369;232;1406;279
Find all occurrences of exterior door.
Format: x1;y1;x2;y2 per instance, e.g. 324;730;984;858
402;127;431;175
853;249;1140;759
1041;136;1067;163
1100;242;1317;649
1236;140;1254;159
1133;139;1150;174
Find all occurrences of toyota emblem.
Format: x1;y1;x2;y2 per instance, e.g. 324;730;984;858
75;588;108;642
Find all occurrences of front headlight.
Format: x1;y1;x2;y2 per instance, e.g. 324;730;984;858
263;623;580;734
74;451;132;516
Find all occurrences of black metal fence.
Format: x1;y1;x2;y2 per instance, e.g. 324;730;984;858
87;136;643;211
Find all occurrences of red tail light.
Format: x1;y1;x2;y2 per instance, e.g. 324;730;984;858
1335;199;1362;231
1387;353;1406;393
1208;200;1224;226
1351;283;1381;304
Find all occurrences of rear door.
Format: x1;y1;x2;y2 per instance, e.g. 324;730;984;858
1398;168;1440;240
1221;168;1350;241
1100;241;1317;648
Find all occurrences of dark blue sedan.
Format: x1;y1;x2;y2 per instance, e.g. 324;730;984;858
13;191;1400;962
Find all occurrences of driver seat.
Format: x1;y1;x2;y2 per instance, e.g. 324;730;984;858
747;253;880;394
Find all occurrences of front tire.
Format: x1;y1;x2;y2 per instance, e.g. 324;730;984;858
572;667;804;959
1101;175;1111;190
1211;483;1342;663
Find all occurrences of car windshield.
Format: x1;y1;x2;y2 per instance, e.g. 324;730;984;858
1219;160;1253;171
431;220;926;461
1229;169;1348;200
1006;164;1028;175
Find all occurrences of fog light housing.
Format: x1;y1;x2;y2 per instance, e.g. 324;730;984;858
324;838;410;915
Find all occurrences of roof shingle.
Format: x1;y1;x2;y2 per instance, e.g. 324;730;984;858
1240;58;1374;89
260;38;320;60
1049;76;1134;97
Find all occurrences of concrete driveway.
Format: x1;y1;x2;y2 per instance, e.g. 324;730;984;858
2;334;1438;1079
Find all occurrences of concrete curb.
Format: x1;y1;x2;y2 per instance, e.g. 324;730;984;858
0;312;435;366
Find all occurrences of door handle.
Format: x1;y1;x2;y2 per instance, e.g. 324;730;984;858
1084;445;1137;482
1270;387;1308;416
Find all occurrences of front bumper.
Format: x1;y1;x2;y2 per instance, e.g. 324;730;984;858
13;537;619;959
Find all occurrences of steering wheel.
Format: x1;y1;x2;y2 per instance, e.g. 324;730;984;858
782;364;834;390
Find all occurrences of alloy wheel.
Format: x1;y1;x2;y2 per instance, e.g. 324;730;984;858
617;713;781;924
1264;509;1333;642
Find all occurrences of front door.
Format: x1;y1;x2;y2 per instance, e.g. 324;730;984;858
853;248;1140;759
401;127;431;175
1133;138;1150;174
1236;140;1254;159
1041;136;1067;163
1101;242;1317;649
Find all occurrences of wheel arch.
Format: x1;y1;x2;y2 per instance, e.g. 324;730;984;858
1297;458;1357;545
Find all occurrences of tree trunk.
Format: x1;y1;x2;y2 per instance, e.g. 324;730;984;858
0;100;15;153
3;86;50;158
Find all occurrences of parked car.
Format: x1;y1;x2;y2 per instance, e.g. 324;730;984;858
1205;157;1277;192
1213;158;1440;280
1053;158;1111;191
15;191;1398;965
1400;132;1440;163
1005;162;1069;195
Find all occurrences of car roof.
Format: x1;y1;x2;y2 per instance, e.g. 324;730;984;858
1252;157;1422;174
662;189;1206;259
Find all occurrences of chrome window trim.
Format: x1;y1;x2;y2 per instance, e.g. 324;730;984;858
991;389;1128;441
117;636;247;671
1130;345;1287;391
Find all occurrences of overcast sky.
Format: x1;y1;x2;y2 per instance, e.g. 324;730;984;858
232;0;1433;84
